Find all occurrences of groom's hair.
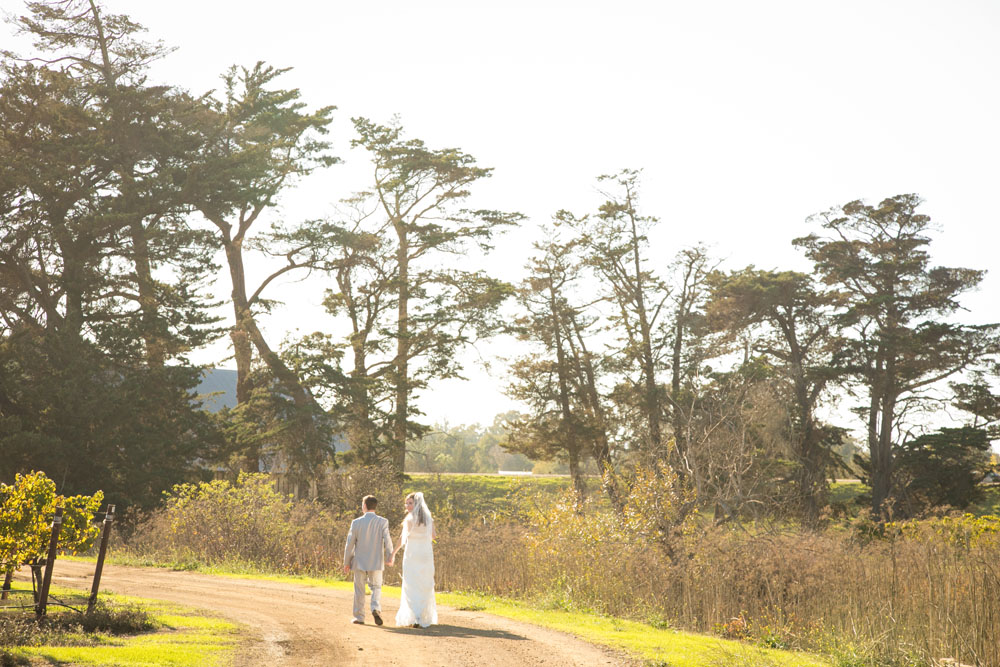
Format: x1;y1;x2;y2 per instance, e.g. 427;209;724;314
362;495;377;510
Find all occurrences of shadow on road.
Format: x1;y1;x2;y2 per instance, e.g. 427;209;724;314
383;623;528;641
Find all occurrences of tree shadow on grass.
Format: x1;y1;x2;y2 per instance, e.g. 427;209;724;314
382;623;528;640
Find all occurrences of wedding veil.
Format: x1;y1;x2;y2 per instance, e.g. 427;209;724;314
411;491;432;527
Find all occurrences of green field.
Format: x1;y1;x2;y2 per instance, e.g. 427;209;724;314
404;472;582;523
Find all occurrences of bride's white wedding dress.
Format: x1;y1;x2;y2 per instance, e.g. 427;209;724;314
395;514;437;627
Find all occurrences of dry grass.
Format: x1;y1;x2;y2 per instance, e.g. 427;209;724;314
434;516;999;667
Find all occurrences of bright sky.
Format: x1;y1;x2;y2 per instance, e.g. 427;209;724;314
3;0;999;433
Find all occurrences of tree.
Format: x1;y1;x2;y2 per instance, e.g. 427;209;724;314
0;333;222;515
506;233;612;496
706;268;844;523
5;0;222;366
682;359;795;522
0;471;103;599
892;426;992;513
403;417;532;473
0;2;223;511
346;118;522;473
665;245;716;475
183;62;339;474
560;170;671;463
309;196;399;466
950;369;1000;438
885;370;1000;513
794;194;996;516
0;61;113;342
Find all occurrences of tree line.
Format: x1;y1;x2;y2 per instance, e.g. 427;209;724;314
503;174;999;523
1;0;997;523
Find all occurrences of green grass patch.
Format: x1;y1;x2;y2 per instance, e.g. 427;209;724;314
405;472;575;497
404;473;580;523
433;591;830;667
828;481;865;507
0;581;239;667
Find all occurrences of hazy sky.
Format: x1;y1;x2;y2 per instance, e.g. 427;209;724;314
3;0;999;432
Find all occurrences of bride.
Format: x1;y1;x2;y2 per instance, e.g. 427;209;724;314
391;492;438;628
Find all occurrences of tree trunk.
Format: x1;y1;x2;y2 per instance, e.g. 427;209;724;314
340;263;379;463
569;318;623;512
225;238;258;472
392;224;410;474
350;335;378;463
628;209;662;459
796;410;825;525
791;349;825;525
670;306;687;475
53;214;86;339
224;240;255;404
871;392;897;517
549;281;584;499
567;445;583;499
866;345;898;518
129;218;166;367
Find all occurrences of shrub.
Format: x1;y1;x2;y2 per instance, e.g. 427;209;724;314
0;650;28;667
0;471;103;573
129;473;344;574
0;614;44;648
516;490;999;666
75;601;155;634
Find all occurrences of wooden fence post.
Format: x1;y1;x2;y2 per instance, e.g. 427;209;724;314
35;506;63;618
1;569;12;600
87;504;115;614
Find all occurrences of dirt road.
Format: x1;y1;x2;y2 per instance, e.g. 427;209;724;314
40;561;632;666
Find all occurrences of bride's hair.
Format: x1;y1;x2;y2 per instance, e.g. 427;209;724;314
406;492;431;526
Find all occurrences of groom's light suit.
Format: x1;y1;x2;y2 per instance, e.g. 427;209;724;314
343;511;393;622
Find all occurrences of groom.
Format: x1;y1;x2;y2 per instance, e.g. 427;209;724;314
343;495;394;625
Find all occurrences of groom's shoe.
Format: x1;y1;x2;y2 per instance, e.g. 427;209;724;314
352;619;364;624
372;610;383;626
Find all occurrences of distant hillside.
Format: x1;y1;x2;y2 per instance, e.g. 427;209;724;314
192;368;349;454
193;368;238;413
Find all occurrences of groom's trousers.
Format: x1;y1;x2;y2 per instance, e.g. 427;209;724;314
352;569;383;622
